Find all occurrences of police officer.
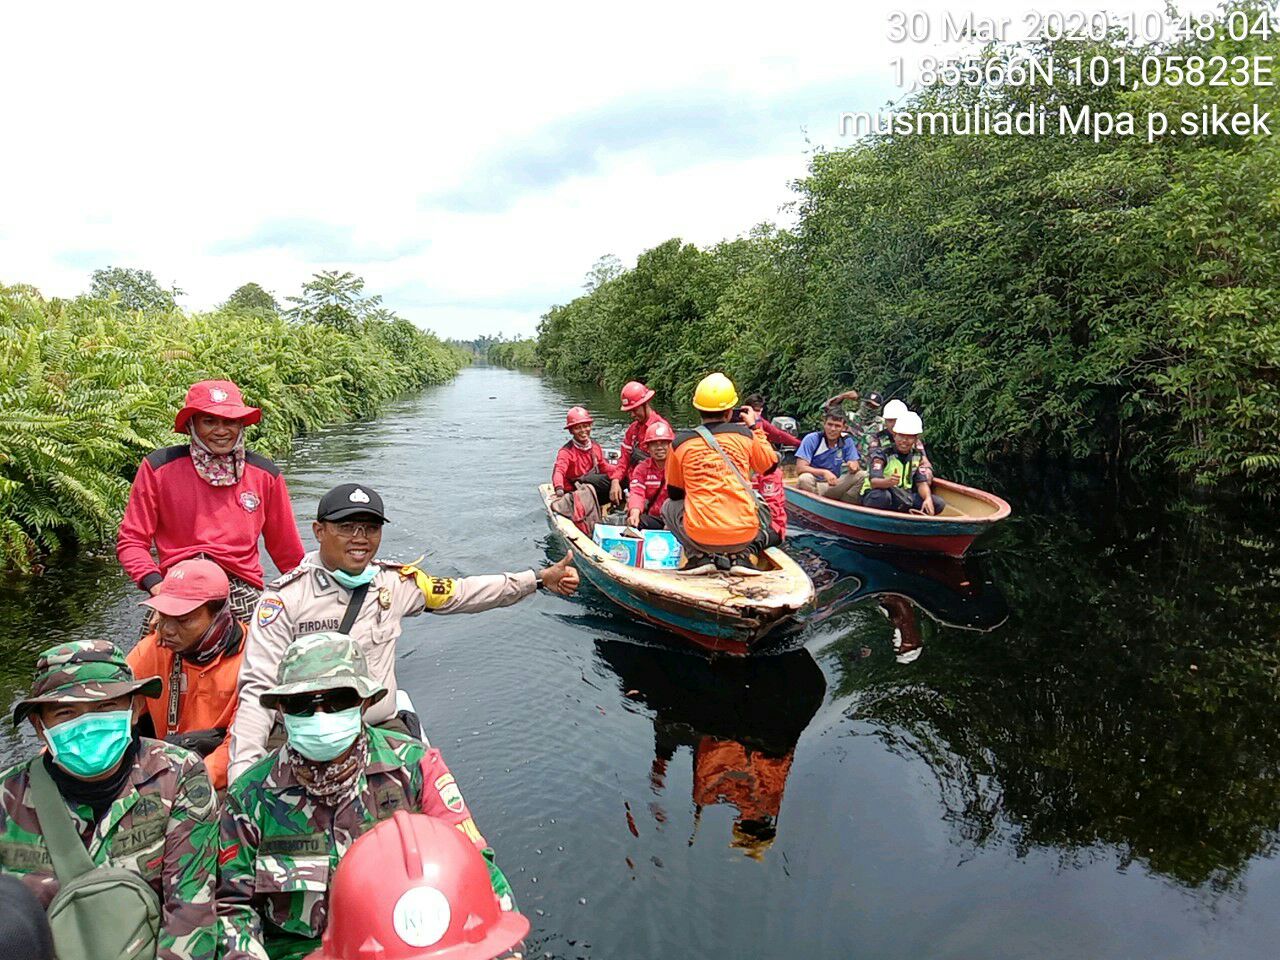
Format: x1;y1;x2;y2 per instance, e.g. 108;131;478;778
217;632;514;960
227;483;579;783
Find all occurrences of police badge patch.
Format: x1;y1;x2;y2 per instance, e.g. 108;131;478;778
257;596;286;627
239;491;260;512
435;773;466;813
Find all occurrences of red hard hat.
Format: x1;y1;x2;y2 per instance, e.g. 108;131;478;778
641;420;674;447
564;406;593;430
309;812;529;960
619;381;654;411
174;379;261;433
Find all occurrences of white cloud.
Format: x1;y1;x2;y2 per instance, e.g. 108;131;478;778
0;0;1188;338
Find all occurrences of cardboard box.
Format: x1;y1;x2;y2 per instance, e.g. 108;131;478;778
640;530;682;570
593;524;641;566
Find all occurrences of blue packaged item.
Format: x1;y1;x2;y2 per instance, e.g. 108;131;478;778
640;530;682;570
593;524;641;566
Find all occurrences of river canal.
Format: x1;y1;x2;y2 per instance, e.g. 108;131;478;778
3;365;1279;959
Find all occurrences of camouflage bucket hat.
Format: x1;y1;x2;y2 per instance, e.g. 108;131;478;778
12;639;163;725
259;632;387;709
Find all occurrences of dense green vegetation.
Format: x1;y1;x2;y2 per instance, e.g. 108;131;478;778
537;3;1280;489
487;338;539;369
0;277;467;571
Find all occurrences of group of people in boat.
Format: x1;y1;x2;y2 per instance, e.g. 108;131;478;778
1;380;576;960
551;373;943;570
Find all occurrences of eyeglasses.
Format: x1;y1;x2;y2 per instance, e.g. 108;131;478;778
329;521;383;538
278;689;363;716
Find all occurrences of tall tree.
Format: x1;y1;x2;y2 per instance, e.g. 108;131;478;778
89;267;181;312
224;282;279;315
285;270;381;332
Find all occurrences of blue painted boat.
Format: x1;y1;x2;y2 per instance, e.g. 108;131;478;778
783;477;1011;557
539;484;814;655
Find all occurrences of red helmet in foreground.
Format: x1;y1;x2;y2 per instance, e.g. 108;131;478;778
308;812;529;960
564;406;593;430
619;381;654;411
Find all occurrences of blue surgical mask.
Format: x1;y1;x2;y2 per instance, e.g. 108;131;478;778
45;710;134;779
283;707;364;761
331;567;376;590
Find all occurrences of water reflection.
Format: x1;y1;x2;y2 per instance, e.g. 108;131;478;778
594;639;826;860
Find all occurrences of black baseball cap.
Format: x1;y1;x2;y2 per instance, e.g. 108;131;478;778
316;484;389;523
864;391;883;408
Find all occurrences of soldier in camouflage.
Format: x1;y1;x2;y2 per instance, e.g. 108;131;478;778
217;632;514;960
0;639;219;960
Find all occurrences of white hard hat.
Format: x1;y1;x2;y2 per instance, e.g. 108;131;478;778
883;399;909;420
894;411;923;435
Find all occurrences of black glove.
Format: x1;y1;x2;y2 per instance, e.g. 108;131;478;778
165;728;227;757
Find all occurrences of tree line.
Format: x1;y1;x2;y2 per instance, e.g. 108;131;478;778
535;2;1280;491
0;270;468;572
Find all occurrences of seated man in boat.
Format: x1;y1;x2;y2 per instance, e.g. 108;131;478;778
744;394;801;449
661;372;782;569
217;632;515;960
626;419;675;530
226;483;579;784
859;411;945;516
552;405;612;506
795;407;864;503
607;380;671;506
868;399;932;478
127;557;247;792
0;640;218;960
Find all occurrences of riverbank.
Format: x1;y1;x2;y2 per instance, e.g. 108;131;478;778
0;283;467;571
534;5;1280;491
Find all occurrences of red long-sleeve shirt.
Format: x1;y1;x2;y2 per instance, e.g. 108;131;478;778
608;410;672;480
759;416;801;448
552;441;607;492
626;456;669;517
117;445;304;591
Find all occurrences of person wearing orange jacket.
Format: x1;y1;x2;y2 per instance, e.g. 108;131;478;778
552;406;611;506
607;380;670;505
127;557;246;791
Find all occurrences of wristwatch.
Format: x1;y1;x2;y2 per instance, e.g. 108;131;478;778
533;569;546;591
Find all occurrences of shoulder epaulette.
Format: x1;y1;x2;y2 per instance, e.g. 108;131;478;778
243;450;282;477
144;445;190;469
267;566;308;590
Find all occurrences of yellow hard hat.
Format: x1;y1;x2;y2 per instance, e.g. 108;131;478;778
692;372;740;412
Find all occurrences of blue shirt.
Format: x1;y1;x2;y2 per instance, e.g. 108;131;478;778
796;431;860;473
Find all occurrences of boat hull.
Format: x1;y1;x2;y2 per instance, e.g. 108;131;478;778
784;478;1010;558
539;485;813;655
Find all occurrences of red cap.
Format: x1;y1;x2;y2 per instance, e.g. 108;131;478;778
309;812;529;960
642;420;674;447
141;559;230;617
619;381;654;411
174;380;261;433
564;406;593;430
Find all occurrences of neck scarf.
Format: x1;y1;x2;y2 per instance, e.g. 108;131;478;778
43;735;141;825
571;436;593;452
188;425;245;486
185;601;239;666
286;731;367;806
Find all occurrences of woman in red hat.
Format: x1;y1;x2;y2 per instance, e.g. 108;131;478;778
117;379;305;629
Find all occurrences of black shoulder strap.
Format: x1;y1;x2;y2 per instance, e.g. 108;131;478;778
29;760;97;882
339;583;370;635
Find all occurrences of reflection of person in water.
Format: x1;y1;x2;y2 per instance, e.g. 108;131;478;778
598;640;825;860
878;593;925;664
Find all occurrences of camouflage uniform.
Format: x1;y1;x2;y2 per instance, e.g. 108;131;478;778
228;550;538;783
0;640;219;960
217;633;513;960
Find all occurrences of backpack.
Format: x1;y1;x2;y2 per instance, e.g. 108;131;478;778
549;482;602;535
29;759;162;960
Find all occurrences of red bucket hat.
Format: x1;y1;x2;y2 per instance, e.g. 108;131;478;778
174;380;261;433
140;558;231;617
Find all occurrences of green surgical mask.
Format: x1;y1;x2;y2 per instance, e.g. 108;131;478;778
45;710;134;779
284;707;363;761
331;567;376;590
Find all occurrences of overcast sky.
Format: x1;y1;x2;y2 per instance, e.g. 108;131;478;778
0;0;1174;340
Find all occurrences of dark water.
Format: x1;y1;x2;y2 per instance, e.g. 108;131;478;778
4;365;1280;959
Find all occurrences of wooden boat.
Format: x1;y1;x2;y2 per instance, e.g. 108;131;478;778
539;484;814;655
783;477;1011;557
